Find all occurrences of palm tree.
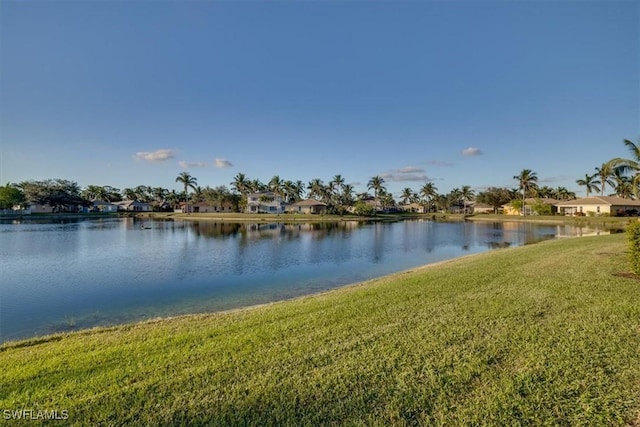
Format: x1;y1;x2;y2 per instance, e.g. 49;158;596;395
593;163;616;196
612;169;633;198
231;173;249;196
330;174;345;195
513;169;538;215
609;138;640;197
576;174;599;198
419;182;438;213
367;176;386;203
400;187;413;205
175;172;198;212
307;178;325;201
460;185;475;214
268;175;284;198
554;186;575;201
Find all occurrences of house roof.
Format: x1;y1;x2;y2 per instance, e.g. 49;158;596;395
556;196;640;207
92;200;115;206
291;199;327;207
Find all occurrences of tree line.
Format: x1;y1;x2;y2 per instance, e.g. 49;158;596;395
1;137;637;214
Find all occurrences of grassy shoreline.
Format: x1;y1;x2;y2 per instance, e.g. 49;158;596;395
2;234;639;425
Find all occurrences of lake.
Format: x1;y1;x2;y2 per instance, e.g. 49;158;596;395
0;217;611;343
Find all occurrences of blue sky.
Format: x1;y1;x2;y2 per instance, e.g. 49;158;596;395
1;1;638;198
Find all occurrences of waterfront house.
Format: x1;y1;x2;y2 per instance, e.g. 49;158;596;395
288;199;328;214
91;200;118;213
556;196;640;216
179;201;235;213
114;201;152;212
471;202;495;214
246;191;287;214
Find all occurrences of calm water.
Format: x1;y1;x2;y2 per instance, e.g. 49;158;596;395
0;217;610;343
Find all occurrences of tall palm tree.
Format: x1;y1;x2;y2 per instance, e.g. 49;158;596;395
307;178;325;201
268;175;284;198
513;169;538;215
329;174;345;198
419;182;438;213
231;173;249;196
400;187;413;205
612;169;633;199
367;176;386;203
609;138;640;197
175;172;198;212
593;163;616;196
575;174;599;197
460;185;475;214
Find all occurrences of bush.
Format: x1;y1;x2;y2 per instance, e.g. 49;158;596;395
353;201;375;217
626;221;640;275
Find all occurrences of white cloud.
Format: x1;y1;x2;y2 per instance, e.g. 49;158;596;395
462;147;483;156
215;158;233;168
378;166;431;182
424;159;454;167
178;161;209;169
134;149;176;162
397;166;425;174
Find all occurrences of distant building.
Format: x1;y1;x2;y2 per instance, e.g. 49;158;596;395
246;191;286;214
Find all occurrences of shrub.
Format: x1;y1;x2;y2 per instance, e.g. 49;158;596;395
353;201;375;217
626;221;640;275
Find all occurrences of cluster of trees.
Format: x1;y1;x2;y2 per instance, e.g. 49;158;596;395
575;139;640;199
2;137;637;214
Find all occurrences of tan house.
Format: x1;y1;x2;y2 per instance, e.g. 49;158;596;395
471;202;494;214
400;202;426;213
178;201;235;213
288;199;328;214
556;196;640;216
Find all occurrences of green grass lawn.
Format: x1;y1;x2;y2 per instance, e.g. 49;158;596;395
1;234;639;426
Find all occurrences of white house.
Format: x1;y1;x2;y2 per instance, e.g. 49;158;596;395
245;191;286;214
91;200;118;213
114;200;152;212
556;196;640;216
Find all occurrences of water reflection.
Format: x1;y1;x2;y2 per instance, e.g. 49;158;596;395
0;218;613;342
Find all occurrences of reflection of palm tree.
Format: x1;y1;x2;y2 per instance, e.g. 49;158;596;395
175;172;198;212
576;174;599;197
513;169;538;215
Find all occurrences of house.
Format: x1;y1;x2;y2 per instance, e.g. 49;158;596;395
471;202;494;214
114;200;152;212
179;201;235;213
245;191;287;214
90;200;118;213
288;199;328;214
400;202;426;213
503;198;559;215
556;196;640;216
151;201;174;212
